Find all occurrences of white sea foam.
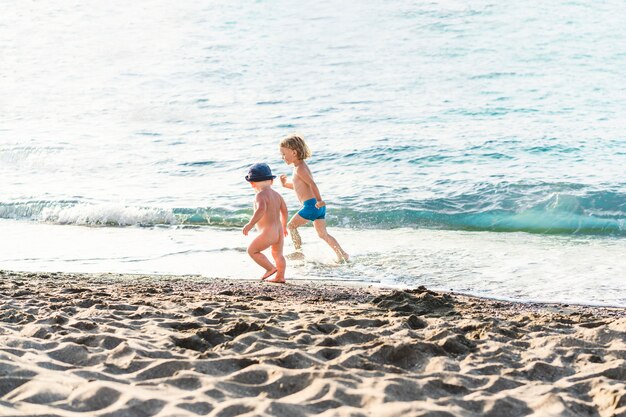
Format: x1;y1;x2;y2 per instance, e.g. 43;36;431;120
38;204;176;226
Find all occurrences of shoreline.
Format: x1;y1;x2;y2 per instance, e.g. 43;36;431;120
1;270;625;416
2;221;625;308
3;267;625;310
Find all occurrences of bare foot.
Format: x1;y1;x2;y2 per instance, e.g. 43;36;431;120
264;275;286;284
260;268;277;281
286;251;305;260
337;253;350;263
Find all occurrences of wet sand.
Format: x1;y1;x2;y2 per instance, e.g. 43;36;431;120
1;270;624;417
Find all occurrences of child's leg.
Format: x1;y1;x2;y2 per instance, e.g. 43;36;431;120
247;233;277;278
266;236;286;283
287;214;309;252
313;219;349;262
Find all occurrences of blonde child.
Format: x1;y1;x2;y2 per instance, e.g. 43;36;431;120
279;135;349;262
243;163;288;283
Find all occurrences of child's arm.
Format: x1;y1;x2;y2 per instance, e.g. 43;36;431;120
296;166;325;208
279;174;294;190
242;195;267;235
280;196;288;237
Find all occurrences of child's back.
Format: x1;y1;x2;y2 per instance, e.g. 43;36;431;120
254;187;285;236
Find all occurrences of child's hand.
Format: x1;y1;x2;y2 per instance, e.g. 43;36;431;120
242;223;253;236
315;200;326;209
283;227;288;237
279;174;288;186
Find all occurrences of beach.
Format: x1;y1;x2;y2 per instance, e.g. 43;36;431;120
1;270;624;417
2;1;625;416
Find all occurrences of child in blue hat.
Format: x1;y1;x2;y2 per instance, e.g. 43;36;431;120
243;163;288;283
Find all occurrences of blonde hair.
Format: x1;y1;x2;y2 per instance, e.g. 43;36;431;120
280;134;312;160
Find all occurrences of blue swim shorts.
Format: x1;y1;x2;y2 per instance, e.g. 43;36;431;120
297;198;326;221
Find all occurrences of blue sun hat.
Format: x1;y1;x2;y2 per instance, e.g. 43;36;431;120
245;162;276;182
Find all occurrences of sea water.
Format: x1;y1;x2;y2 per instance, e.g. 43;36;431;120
1;1;625;306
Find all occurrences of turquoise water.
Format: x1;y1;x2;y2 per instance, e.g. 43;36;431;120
1;1;625;305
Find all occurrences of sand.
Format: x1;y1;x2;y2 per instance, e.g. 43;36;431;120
0;270;624;417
